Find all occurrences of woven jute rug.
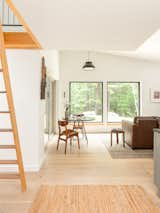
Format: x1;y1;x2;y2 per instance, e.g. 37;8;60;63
106;144;153;159
29;185;160;213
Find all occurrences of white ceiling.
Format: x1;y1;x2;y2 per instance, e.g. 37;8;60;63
104;29;160;62
12;0;160;52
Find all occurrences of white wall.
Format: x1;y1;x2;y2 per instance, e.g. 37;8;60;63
58;51;160;131
41;50;59;80
41;50;60;135
0;50;44;172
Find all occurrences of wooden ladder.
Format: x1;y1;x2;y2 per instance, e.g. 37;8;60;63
0;18;26;191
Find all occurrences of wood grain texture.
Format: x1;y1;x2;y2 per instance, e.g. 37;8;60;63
0;145;16;149
0;173;19;179
0;134;159;213
4;32;39;49
5;0;42;49
29;185;160;213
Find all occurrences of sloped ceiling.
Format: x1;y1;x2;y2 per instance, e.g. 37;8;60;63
12;0;160;51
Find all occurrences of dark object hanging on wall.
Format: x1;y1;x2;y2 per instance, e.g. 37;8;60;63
40;57;47;99
64;104;70;121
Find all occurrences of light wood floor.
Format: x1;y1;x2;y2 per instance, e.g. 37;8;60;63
0;134;159;213
30;185;160;213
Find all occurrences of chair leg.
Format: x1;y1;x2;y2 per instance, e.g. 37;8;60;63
65;139;68;154
70;138;72;146
123;132;125;147
111;132;112;146
57;138;60;150
116;132;119;144
83;123;88;144
77;136;80;149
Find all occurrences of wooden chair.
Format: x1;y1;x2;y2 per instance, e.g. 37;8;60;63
57;120;80;154
73;120;88;144
72;114;88;143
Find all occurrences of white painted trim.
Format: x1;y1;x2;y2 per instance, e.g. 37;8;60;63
24;164;41;172
39;154;46;170
0;150;46;173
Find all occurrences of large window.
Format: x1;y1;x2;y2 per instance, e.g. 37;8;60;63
69;82;103;122
107;82;140;122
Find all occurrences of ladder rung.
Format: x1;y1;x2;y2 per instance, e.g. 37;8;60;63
0;173;19;179
0;91;6;94
0;111;10;114
0;160;18;164
0;145;16;149
0;129;12;132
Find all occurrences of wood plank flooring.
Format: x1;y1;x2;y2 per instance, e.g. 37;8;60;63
29;185;160;213
0;134;159;213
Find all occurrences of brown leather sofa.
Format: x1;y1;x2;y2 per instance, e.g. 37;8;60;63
122;116;160;149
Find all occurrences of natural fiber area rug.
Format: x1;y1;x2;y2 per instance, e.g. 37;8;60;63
106;144;153;159
29;185;160;213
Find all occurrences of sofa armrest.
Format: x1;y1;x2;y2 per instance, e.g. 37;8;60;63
122;120;133;147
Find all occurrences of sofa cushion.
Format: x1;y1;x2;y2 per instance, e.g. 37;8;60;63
138;119;158;128
134;116;154;124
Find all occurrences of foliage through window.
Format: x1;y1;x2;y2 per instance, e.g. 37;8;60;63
69;82;103;122
107;82;140;122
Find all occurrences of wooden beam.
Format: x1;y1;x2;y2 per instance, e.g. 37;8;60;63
0;145;16;149
4;32;38;49
5;0;42;49
0;173;19;179
0;160;18;164
0;129;13;132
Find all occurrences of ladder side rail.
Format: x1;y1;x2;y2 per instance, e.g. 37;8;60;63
0;18;26;192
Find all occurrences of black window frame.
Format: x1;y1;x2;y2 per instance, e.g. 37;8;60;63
107;81;141;123
69;81;104;123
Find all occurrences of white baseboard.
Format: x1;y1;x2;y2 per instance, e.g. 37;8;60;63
39;154;46;170
0;152;46;173
24;164;41;172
